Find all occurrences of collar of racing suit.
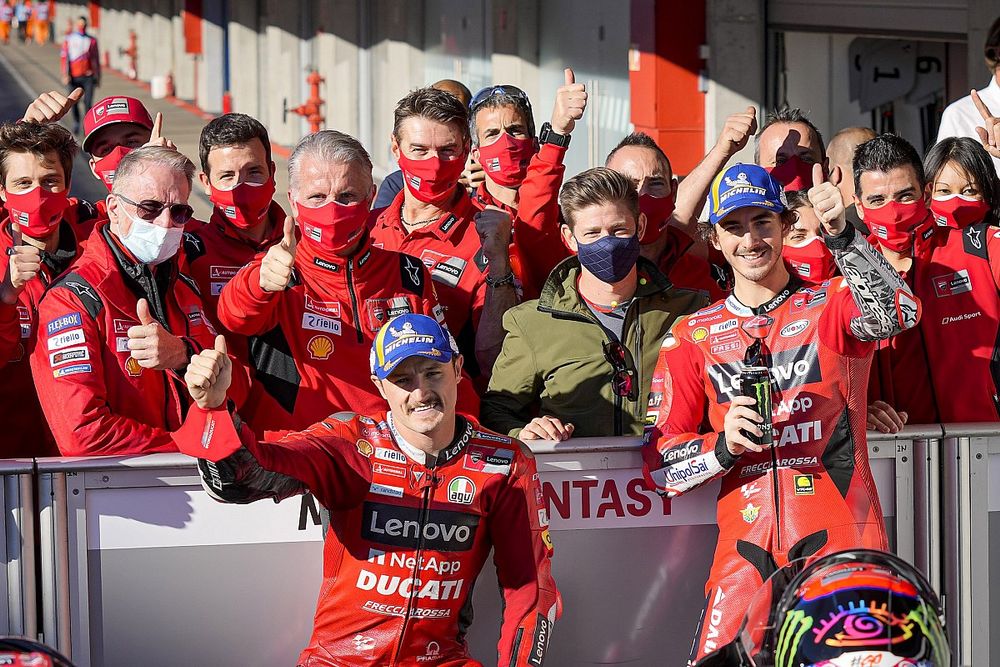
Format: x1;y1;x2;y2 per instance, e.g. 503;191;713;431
387;413;475;469
209;200;286;251
536;254;672;320
294;229;375;279
724;274;804;317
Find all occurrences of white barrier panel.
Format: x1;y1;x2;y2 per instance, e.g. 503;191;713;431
0;459;35;638
941;424;1000;667
34;433;917;667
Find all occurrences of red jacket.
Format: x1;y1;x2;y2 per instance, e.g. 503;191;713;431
182;201;286;359
656;227;731;302
642;227;919;659
870;220;1000;423
0;201;100;457
472;143;571;301
173;407;559;667
30;226;248;456
370;191;486;358
216;233;467;438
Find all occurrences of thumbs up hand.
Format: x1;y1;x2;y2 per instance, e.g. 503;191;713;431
128;297;188;370
550;67;588;136
1;228;42;305
185;334;232;410
807;163;847;236
718;106;758;155
259;216;298;292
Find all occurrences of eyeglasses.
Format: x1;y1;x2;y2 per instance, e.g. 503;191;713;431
469;84;533;114
603;340;639;401
115;193;194;225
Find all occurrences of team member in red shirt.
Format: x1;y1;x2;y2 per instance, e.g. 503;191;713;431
0;121;100;456
370;88;488;373
605;108;759;300
183;113;285;339
23;92;156;197
467;72;587;372
864;135;1000;430
755;107;827;193
173;313;558;666
468;71;587;298
217;130;452;438
642;163;918;663
30;146;248;456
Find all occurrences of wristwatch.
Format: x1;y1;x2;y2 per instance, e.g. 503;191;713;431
539;122;571;148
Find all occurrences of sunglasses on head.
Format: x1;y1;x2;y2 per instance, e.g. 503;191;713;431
116;193;194;225
603;339;639;402
469;84;532;113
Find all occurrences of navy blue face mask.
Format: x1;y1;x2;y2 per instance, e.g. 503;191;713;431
576;233;641;283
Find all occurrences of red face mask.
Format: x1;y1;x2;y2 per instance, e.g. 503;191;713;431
638;192;676;245
766;155;815;191
4;187;70;238
477;133;535;187
296;197;370;253
930;194;991;229
210;178;277;230
92;146;132;191
863;200;928;252
783;236;836;283
398;153;466;205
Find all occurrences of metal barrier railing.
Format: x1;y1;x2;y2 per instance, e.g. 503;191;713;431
0;426;968;664
1;459;36;639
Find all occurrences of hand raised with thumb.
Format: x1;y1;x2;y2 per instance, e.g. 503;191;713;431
259;216;297;292
185;335;232;410
807;163;846;236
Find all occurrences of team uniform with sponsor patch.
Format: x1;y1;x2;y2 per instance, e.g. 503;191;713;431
471;142;571;301
642;224;920;662
870;220;1000;423
30;226;249;456
216;232;475;438
173;408;558;666
370;192;487;374
0;204;100;457
181;201;287;356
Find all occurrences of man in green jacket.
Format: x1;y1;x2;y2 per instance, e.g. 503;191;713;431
481;167;708;440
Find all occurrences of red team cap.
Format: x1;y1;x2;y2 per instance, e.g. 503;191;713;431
82;96;155;154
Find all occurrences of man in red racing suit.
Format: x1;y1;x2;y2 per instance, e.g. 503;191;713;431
173;313;558;666
642;163;919;663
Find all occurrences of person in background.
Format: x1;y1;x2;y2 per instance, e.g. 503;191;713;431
481;167;707;440
827;126;877;233
13;1;29;43
31;0;48;45
755;106;827;192
0;121;100;456
59;15;100;134
374;79;485;208
30;146;249;456
782;190;839;284
23;93;156;201
864;134;1000;430
936;15;1000;175
605;107;759;301
0;2;13;45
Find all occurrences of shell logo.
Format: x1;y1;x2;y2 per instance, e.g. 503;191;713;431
125;357;143;377
356;439;374;457
308;335;334;360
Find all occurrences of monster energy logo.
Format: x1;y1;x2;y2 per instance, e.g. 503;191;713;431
775;609;814;667
751;379;771;420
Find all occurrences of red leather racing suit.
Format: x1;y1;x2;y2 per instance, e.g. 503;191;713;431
173;407;559;666
641;225;920;662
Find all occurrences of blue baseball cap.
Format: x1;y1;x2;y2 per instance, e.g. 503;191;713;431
707;163;787;225
370;313;454;380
